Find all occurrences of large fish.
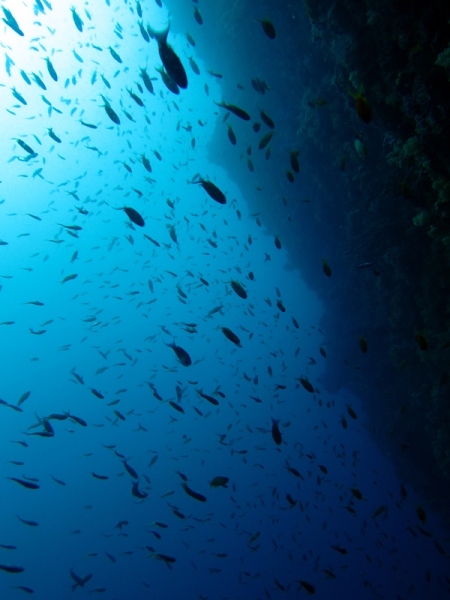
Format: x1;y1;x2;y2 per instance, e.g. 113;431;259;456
148;23;187;89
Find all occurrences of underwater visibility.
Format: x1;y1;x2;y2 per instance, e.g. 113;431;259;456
1;0;450;598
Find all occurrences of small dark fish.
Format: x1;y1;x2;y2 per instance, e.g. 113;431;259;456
176;470;188;482
131;480;148;499
17;139;35;155
330;544;348;555
434;540;446;556
154;553;176;563
58;223;81;232
169;400;185;414
271;418;282;445
416;505;426;523
286;170;295;183
8;478;39;490
290;151;300;173
90;388;104;399
119;206;145;227
17;391;31;406
48;413;68;421
258;131;274;150
2;7;24;36
193;7;203;25
188;56;200;75
182;482;207;502
276;299;285;312
114;410;126;421
127;87;143;106
196;389;219;406
227;124;236;145
249;395;262;403
71;6;83;32
0;564;24;573
156;65;180;94
144;233;161;248
286;493;296;507
358;337;368;353
165;342;192;366
214;100;250;121
31;73;46;90
346;404;357;419
286;465;303;479
416;332;428;351
299;376;314;393
260;110;275;128
322;259;332;277
16;516;38;527
148;455;158;468
108;46;122;63
68;413;87;427
259;18;276;39
138;18;150;41
105;551;116;563
20;70;31;84
140;68;154;94
230;280;247;299
370;505;387;520
51;475;66;486
12;88;27;105
298;580;315;594
168;225;178;244
48;128;61;143
91;472;109;480
122;460;138;479
141;153;152;172
70;569;92;591
45;57;58;81
350;487;363;500
194;177;226;204
80;120;97;129
100;95;120;124
209;476;229;488
221;327;241;347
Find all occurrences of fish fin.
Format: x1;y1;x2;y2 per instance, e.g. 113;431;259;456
148;22;170;44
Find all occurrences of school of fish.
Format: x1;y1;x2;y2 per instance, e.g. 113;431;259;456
0;1;449;599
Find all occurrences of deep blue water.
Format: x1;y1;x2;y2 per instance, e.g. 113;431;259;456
0;1;449;599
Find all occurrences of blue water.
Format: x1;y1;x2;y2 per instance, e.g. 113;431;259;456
0;1;449;598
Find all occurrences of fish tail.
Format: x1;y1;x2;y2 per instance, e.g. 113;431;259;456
148;22;170;44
